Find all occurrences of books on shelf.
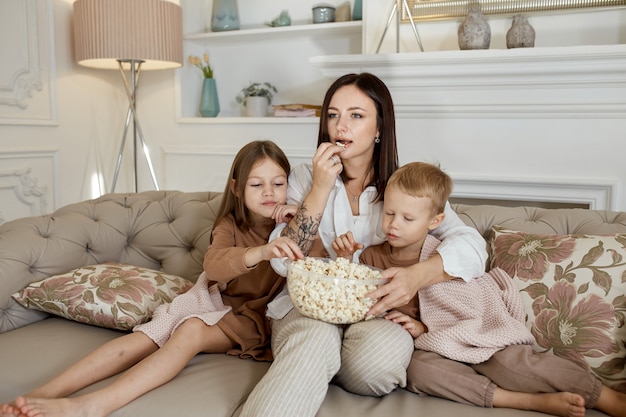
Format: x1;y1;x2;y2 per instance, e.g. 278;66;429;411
273;103;321;117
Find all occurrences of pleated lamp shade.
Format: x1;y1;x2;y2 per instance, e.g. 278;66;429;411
73;0;183;71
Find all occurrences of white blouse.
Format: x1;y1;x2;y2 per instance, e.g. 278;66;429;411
266;163;488;319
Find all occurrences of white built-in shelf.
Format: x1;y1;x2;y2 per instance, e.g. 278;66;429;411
179;14;363;124
309;44;626;119
184;20;362;42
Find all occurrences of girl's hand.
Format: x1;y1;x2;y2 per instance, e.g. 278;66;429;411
272;204;298;224
385;310;427;339
311;142;344;194
261;236;304;261
331;231;363;259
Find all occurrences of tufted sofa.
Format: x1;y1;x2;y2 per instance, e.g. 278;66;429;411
1;190;624;417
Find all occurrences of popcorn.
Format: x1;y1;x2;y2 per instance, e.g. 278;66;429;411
287;257;387;324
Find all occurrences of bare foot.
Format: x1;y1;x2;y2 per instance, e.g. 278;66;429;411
494;389;586;417
530;392;586;417
15;396;104;417
0;402;25;417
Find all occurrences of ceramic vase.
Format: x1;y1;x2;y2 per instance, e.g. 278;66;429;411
352;0;363;21
458;6;491;50
199;78;220;117
244;96;269;117
210;0;239;32
506;14;535;48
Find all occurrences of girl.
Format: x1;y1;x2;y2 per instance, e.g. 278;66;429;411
2;140;303;417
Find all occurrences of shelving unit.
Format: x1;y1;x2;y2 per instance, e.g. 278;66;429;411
177;1;364;124
185;20;362;42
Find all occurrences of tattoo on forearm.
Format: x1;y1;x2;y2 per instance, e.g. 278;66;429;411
281;203;321;256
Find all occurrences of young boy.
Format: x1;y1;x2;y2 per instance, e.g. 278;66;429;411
332;162;626;417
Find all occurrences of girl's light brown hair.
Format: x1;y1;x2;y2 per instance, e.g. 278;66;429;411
212;140;290;241
387;162;453;215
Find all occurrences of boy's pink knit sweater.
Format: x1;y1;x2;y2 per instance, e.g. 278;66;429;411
414;236;535;364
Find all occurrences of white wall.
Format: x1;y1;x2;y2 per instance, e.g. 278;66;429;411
0;0;625;223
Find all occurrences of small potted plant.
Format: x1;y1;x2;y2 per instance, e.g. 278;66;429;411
236;82;278;117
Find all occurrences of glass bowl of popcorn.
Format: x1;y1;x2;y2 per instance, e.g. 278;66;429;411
286;257;388;324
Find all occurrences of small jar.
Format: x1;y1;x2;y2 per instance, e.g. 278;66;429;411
312;6;335;24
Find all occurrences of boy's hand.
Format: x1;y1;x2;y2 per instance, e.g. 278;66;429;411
331;231;363;259
385;310;427;339
272;204;298;224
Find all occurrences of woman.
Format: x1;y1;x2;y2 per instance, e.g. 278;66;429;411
240;73;488;417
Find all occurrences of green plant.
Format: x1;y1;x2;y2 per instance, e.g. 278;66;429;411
188;53;213;78
236;82;278;106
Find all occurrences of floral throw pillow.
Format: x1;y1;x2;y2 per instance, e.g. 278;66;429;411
12;263;194;331
489;228;626;393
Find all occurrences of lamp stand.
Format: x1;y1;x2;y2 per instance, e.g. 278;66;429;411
375;0;424;53
110;59;160;193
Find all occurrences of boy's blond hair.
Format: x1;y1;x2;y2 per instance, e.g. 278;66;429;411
387;162;453;215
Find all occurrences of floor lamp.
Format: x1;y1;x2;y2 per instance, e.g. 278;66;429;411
73;0;183;193
376;0;424;53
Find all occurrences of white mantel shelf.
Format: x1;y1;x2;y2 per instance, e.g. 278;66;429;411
310;44;626;119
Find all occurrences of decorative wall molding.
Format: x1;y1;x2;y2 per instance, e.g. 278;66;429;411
451;176;617;210
0;148;59;224
0;168;47;224
310;44;626;119
161;145;312;192
162;145;617;211
0;0;57;125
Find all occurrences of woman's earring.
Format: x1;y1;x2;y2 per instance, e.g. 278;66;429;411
374;135;380;144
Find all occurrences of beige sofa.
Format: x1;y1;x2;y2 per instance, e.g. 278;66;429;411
1;190;624;417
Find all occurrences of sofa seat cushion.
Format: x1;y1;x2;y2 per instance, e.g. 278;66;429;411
234;380;609;417
2;318;610;417
0;317;269;417
490;228;626;393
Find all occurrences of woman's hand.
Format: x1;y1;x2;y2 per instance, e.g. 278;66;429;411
311;142;344;194
280;142;345;257
366;255;448;317
331;231;363;259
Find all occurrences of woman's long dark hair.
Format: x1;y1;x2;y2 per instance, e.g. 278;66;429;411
317;73;398;202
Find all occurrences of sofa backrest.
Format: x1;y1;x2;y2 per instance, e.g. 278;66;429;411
0;190;222;333
452;203;626;238
2;192;626;334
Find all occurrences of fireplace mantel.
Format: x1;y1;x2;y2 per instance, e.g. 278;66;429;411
310;44;626;119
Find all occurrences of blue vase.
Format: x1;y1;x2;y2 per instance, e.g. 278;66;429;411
211;0;239;32
199;78;220;117
352;0;362;21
